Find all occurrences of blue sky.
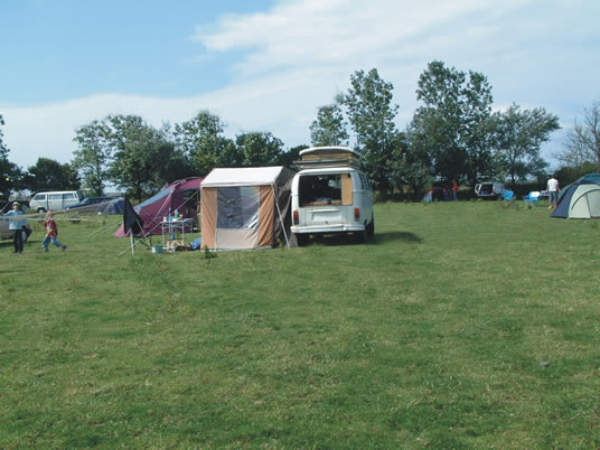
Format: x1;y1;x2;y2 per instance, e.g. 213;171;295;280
1;0;272;102
1;0;599;169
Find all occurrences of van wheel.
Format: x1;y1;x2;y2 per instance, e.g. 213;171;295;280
355;229;368;244
37;207;46;213
295;233;308;247
366;215;375;237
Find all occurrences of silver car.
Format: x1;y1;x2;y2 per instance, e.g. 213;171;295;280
29;191;83;213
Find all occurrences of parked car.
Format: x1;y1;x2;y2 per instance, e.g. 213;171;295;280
474;181;504;199
29;191;84;213
291;146;374;245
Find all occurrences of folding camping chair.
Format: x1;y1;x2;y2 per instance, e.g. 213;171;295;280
502;189;515;207
523;191;542;207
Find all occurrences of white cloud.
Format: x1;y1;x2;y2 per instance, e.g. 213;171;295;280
3;0;600;170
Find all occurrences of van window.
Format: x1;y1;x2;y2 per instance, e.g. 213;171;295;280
360;174;367;190
63;193;75;200
33;194;45;200
360;173;372;191
299;174;342;206
48;194;62;200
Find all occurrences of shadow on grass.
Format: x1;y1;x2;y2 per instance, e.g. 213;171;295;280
0;238;42;249
374;231;422;244
307;234;362;246
302;231;422;246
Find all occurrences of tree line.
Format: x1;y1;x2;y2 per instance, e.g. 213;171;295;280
2;61;599;202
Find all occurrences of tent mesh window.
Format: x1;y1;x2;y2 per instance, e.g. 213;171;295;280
217;186;260;229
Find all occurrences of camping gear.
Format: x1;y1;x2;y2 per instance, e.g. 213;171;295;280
503;190;515;201
523;191;542;206
190;237;202;250
552;173;600;219
200;166;294;250
295;146;361;170
114;177;202;237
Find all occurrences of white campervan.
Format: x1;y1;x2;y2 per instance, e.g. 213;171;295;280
29;191;83;213
291;146;374;245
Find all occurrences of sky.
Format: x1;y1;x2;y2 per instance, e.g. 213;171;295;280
1;0;599;170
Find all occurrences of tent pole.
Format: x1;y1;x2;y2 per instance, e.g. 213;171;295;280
130;233;135;255
273;184;290;248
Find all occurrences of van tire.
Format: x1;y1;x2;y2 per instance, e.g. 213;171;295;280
295;233;308;247
355;229;368;244
366;215;375;237
37;207;46;213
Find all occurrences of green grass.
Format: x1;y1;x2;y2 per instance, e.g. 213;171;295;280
1;201;599;448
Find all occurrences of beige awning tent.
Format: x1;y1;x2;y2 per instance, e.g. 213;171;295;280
200;166;295;250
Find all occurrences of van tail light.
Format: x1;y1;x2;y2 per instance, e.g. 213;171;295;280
293;210;299;225
354;208;360;220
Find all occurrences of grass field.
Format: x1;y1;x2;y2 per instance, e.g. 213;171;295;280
1;200;599;448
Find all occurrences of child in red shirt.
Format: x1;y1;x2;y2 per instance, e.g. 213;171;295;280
42;211;67;252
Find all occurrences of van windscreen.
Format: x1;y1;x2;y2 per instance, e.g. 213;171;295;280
299;174;343;206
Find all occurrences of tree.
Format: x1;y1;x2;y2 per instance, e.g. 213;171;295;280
341;68;399;194
174;111;237;175
107;115;189;201
23;158;81;192
0;114;21;198
278;144;308;168
491;104;560;183
558;101;600;166
235;132;283;167
309;103;349;147
412;61;494;185
72;120;111;196
0;114;7;157
401;126;434;197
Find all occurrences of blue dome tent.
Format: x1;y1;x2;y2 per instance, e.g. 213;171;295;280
551;173;600;219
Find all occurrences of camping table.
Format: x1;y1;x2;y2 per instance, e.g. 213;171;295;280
161;218;194;246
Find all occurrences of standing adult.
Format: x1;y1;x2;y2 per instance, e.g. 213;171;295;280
451;180;459;201
547;175;560;209
4;202;25;253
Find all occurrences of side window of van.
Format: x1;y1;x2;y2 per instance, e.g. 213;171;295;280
49;194;62;201
360;173;371;191
63;193;75;200
33;194;45;201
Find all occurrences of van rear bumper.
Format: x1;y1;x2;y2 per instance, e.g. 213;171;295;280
291;224;365;234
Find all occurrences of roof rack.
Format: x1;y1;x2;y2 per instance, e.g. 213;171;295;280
294;146;361;170
293;158;361;170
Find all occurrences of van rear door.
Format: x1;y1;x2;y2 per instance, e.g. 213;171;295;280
298;172;353;225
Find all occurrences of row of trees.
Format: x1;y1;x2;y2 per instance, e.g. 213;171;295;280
309;62;562;196
2;61;598;202
71;113;305;200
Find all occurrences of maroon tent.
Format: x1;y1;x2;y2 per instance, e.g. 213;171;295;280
114;177;202;237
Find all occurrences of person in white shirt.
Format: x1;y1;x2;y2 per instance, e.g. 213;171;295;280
547;175;560;209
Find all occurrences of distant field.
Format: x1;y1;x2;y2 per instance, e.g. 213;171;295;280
1;200;599;448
